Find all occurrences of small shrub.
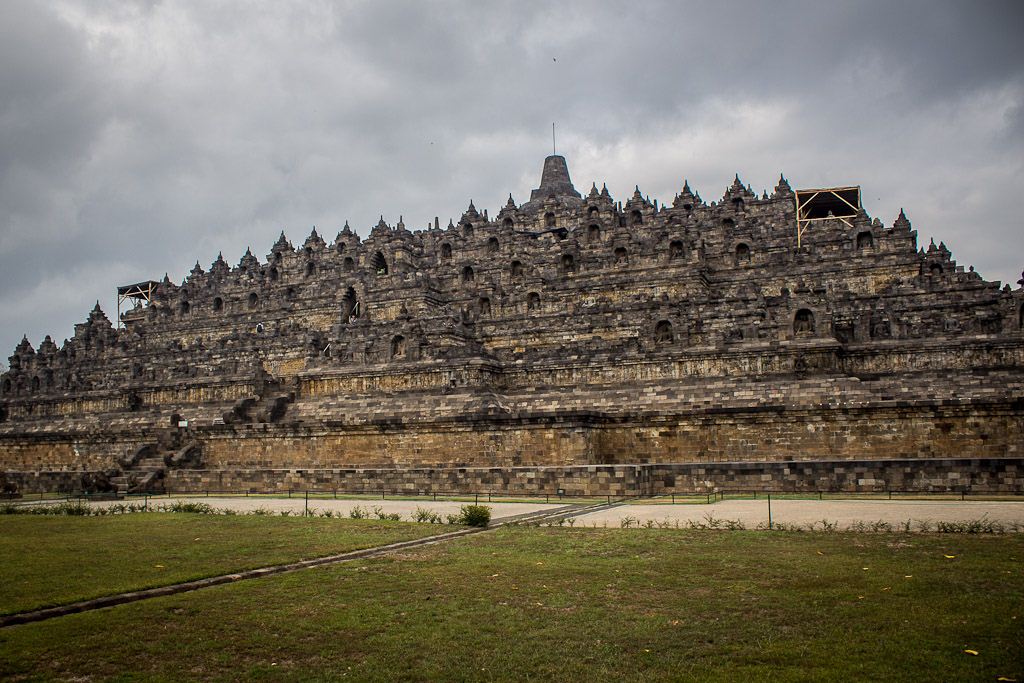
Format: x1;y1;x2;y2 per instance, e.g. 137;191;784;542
349;505;367;520
445;514;461;525
459;505;491;528
165;501;215;514
413;507;436;523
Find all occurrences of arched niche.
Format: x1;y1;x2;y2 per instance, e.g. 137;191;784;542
655;320;673;344
794;309;815;336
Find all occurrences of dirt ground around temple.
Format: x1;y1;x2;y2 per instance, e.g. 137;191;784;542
576;499;1024;528
71;495;1024;528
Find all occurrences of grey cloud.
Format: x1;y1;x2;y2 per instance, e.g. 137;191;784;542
1;0;1022;357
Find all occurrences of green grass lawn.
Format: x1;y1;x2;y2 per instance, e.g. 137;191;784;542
1;526;1021;681
0;514;443;615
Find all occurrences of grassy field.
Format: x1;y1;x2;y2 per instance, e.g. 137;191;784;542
0;522;1021;681
0;514;443;615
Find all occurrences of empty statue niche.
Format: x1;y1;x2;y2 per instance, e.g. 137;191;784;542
269;266;279;282
732;196;745;212
561;253;576;274
655;320;674;344
735;243;751;265
463;223;474;239
587;224;601;243
341;286;360;322
440;243;452;261
630;209;643;226
929;263;943;277
856;231;874;250
248;292;259;309
587;206;600;220
502;217;513;229
794;309;815;336
723;217;736;230
669;240;685;260
541;212;555;229
371;251;388;275
179;300;190;316
1;378;10;395
305;261;316;277
510;260;524;279
213;297;224;312
30;376;40;392
462;266;475;283
614;247;628;266
336;242;345;255
343;256;354;272
390;334;407;359
527;292;541;311
479;296;491;317
486;237;499;254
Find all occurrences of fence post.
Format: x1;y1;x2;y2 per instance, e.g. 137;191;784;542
305;490;309;517
475;493;479;505
767;493;773;530
672;494;675;504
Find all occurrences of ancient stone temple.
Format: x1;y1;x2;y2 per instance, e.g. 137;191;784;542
2;154;1023;495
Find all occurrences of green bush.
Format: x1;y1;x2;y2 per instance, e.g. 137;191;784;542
458;504;491;528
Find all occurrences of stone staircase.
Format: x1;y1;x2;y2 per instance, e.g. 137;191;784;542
222;377;295;425
112;434;203;495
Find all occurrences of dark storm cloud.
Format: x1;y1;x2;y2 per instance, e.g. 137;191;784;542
1;0;1022;362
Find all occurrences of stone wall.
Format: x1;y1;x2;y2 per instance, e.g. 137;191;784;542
156;457;1023;496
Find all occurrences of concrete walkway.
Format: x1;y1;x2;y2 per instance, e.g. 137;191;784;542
575;499;1024;528
90;496;563;521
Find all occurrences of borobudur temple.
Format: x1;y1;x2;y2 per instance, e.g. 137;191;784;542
1;154;1023;496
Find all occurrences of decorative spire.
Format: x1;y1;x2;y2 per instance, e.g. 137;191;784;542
674;180;698;209
342;220;352;234
588;182;599;199
893;209;911;231
773;174;792;198
600;183;611;200
273;231;291;251
506;194;516;209
16;334;34;355
239;248;259;271
190;261;204;277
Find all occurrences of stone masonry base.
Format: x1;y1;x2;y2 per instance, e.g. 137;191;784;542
8;458;1021;496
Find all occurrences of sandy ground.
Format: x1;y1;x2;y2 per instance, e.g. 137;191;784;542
88;496;563;522
575;499;1024;528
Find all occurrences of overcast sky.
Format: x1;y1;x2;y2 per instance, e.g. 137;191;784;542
2;0;1022;360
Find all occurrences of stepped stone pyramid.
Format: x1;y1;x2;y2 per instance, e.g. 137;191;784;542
1;153;1023;496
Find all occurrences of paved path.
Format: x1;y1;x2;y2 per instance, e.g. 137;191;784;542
92;496;563;522
575;499;1024;528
